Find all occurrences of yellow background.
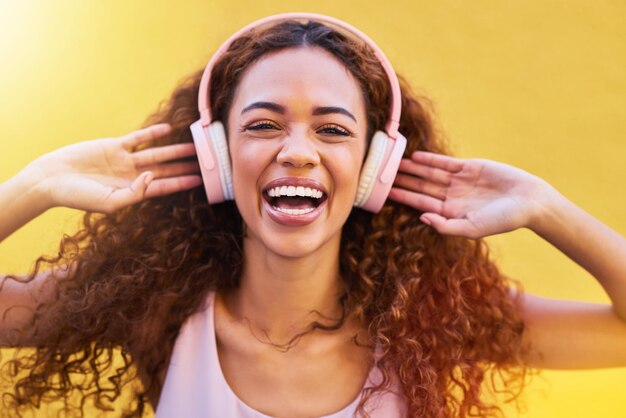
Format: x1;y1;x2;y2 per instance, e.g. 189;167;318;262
1;1;625;416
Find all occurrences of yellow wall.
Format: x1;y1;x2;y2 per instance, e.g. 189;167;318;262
1;1;625;416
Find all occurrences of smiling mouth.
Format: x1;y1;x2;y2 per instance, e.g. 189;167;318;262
262;185;328;215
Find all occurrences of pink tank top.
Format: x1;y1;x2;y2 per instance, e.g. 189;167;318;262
156;291;407;417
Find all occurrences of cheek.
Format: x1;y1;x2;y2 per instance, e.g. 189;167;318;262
229;136;268;176
229;139;282;220
325;147;364;197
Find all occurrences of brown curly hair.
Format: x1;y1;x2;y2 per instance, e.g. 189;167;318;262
1;19;529;417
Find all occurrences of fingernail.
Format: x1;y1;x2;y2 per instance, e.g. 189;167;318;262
421;216;432;226
144;173;153;185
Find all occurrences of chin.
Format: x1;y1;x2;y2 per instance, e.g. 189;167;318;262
247;223;342;260
269;242;322;259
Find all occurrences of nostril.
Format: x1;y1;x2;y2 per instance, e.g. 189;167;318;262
280;161;317;169
276;145;320;167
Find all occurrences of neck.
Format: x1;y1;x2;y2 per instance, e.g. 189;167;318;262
224;233;346;343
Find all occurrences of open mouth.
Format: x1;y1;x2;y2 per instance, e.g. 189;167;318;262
262;185;328;215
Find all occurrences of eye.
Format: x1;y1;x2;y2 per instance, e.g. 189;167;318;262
244;120;280;131
317;124;353;137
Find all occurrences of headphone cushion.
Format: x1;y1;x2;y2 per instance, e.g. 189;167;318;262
208;121;233;200
355;131;388;207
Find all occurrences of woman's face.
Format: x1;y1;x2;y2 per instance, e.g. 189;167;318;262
227;46;368;259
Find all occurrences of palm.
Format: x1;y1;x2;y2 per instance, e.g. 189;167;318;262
40;139;145;212
29;124;202;213
388;152;547;239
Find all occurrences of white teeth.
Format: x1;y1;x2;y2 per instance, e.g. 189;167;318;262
273;206;315;215
266;185;325;199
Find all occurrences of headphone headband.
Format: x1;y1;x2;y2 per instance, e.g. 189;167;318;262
196;12;402;138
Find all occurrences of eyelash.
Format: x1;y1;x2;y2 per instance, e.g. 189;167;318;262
317;124;353;137
245;120;278;131
243;120;353;137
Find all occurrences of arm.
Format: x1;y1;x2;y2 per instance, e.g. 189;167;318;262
531;189;626;320
388;151;626;369
0;164;52;243
0;269;64;346
519;190;626;368
0;123;203;346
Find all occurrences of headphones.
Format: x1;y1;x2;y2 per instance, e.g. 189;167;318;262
190;13;407;213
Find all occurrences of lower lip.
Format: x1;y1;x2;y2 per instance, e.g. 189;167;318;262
262;198;326;227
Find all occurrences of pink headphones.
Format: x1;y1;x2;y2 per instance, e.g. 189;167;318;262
190;12;407;213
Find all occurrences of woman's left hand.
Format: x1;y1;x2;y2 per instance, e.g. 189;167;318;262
387;151;553;239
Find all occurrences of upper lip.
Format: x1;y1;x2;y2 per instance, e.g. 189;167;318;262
262;177;328;195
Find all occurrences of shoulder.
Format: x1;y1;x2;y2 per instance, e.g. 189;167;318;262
128;290;216;406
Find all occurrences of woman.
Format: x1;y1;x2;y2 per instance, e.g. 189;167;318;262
1;13;625;418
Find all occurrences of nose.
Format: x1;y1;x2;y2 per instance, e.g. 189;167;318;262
276;130;320;168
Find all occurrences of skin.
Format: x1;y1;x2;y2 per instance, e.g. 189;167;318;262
224;47;368;341
215;48;374;415
1;44;626;415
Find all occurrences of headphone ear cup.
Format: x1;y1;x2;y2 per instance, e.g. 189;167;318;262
190;120;233;203
354;131;407;213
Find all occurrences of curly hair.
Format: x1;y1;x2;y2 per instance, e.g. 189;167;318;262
1;19;529;417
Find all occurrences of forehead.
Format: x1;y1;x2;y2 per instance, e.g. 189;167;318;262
231;47;365;112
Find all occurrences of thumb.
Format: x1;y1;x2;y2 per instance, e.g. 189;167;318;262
116;171;154;207
420;213;477;238
133;171;154;197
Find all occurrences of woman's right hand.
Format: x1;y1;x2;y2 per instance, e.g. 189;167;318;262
26;123;203;214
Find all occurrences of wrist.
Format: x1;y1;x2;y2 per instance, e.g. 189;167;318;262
526;180;567;235
18;160;56;211
0;163;54;242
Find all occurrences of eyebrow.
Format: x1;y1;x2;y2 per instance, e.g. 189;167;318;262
312;106;356;122
241;101;357;122
241;101;285;115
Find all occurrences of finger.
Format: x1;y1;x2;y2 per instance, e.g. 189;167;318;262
398;159;454;185
420;213;479;239
144;175;204;198
388;187;443;214
141;160;201;179
411;151;464;172
393;173;447;200
104;171;154;212
132;143;197;167
121;123;172;150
